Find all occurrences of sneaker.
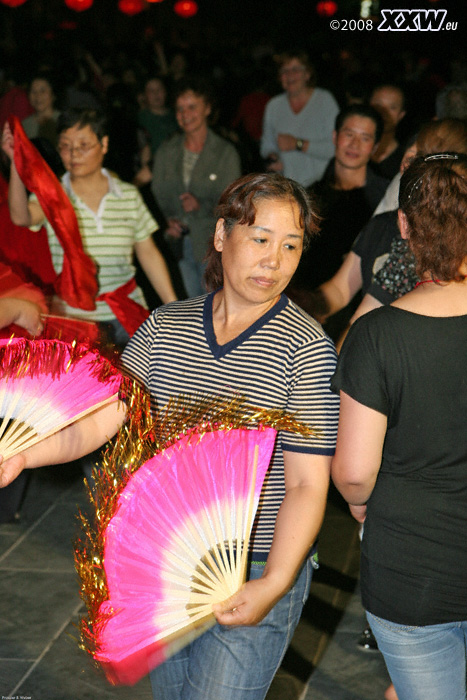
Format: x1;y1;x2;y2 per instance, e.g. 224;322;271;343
357;625;379;651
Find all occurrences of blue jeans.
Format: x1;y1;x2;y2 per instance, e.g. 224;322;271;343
178;236;207;298
149;557;314;700
367;611;467;700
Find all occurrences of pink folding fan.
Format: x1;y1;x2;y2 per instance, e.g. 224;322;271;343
0;337;122;459
95;427;274;685
75;395;315;686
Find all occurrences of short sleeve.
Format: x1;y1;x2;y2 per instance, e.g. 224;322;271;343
369;238;418;303
121;309;161;387
331;313;389;416
281;335;340;456
27;193;46;232
131;187;159;243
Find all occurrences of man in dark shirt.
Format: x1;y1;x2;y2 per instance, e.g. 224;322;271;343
292;105;388;291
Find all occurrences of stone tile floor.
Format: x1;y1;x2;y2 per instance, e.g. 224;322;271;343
0;464;390;700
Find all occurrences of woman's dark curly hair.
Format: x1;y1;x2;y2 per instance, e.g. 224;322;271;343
203;172;321;292
399;153;467;282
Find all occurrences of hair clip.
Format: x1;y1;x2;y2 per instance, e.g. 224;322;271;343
407;176;424;200
424;153;460;162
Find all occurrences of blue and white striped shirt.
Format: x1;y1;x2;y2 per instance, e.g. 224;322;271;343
122;292;339;557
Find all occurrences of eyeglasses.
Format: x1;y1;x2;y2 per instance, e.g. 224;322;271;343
57;141;101;157
279;66;306;76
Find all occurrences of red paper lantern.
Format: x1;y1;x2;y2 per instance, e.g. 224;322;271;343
147;0;164;3
118;0;145;15
316;1;338;17
64;0;93;10
174;0;198;18
0;0;28;7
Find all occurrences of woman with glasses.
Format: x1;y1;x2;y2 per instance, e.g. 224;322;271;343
2;108;177;346
260;51;339;188
331;153;467;700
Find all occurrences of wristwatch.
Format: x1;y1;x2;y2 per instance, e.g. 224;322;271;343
296;138;304;151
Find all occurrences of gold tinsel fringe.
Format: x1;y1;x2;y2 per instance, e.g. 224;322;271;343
73;390;318;672
0;337;121;384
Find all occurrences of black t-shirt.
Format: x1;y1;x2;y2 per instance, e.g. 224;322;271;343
351;210;399;294
332;306;467;625
293;161;389;289
368;143;405;181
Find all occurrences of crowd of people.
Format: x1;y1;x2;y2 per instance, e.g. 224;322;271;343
0;33;467;700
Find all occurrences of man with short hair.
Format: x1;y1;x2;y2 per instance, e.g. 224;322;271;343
291;105;388;293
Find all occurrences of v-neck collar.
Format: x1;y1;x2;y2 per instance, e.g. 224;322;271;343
204;291;288;360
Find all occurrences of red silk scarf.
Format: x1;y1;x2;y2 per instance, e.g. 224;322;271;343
97;278;150;337
10;115;98;311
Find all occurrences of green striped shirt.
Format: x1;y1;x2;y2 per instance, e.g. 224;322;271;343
31;169;158;321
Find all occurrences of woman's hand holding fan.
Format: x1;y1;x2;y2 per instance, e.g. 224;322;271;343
75;394;316;686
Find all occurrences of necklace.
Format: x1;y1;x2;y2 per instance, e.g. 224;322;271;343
415;279;441;287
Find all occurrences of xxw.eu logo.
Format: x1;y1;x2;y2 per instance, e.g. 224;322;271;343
378;9;456;31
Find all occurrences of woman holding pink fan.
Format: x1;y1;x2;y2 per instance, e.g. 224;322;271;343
0;172;339;700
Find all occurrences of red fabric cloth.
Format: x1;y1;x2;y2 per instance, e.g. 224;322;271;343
0;261;47;340
0;262;48;311
0;174;56;293
97;278;149;337
40;315;100;344
10;115;98;310
0;87;34;130
231;91;270;142
0;264;100;343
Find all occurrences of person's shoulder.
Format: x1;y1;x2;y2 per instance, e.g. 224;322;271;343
205;131;241;167
264;92;287;109
350;304;398;338
156;131;183;153
366;167;390;192
372;209;398;225
282;297;336;347
110;175;136;193
106;173;144;202
313;86;338;103
207;128;238;151
156;295;207;318
356;208;398;241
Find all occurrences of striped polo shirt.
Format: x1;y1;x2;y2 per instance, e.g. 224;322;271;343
31;169;157;321
122;292;339;558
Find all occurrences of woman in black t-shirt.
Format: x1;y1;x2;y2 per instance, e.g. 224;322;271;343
331;153;467;700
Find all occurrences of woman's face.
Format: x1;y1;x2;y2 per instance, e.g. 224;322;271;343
279;59;310;96
214;197;304;307
145;79;166;111
175;90;211;135
57;124;108;178
29;79;54;115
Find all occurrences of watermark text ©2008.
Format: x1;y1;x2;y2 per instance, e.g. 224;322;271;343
330;9;458;32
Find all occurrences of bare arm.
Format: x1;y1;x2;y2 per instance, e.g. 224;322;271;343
331;391;387;506
2;122;46;227
213;451;330;626
134;237;177;304
349;293;382;325
335;292;383;353
319;252;364;320
0;401;125;488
